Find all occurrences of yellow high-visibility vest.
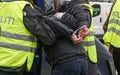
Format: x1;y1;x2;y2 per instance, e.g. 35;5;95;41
0;1;37;71
103;0;120;48
80;4;97;63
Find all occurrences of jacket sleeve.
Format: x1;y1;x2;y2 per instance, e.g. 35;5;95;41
44;16;74;37
61;5;91;29
60;13;78;30
23;5;55;45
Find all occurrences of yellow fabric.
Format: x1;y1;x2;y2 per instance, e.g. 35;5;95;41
81;4;97;63
103;0;120;48
0;1;37;71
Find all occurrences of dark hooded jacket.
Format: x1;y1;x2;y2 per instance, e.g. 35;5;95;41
44;0;89;65
58;0;91;30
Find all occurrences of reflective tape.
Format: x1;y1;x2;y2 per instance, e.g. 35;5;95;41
1;31;36;42
83;31;95;46
109;19;120;25
88;31;94;36
82;41;95;46
107;27;120;36
0;42;35;52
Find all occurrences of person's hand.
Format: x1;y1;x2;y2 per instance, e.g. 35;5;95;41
71;33;83;44
71;25;89;44
77;25;89;39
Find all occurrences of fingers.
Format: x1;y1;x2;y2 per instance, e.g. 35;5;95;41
71;33;83;44
71;25;89;44
77;26;89;38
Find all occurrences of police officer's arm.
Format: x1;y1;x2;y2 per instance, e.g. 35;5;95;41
23;5;55;45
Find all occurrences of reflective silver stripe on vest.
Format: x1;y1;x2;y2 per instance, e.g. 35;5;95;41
82;41;95;46
88;31;94;36
109;19;120;26
107;27;120;36
1;31;36;42
0;42;35;52
83;31;95;46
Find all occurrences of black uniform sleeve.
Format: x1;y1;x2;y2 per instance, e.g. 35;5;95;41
23;5;55;45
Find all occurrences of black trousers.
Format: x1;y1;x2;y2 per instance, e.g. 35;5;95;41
113;48;120;75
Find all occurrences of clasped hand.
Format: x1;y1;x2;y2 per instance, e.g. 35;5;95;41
71;25;89;44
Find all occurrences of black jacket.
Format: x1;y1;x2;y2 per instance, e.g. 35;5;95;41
44;0;88;65
44;16;74;37
23;5;55;45
59;0;91;30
